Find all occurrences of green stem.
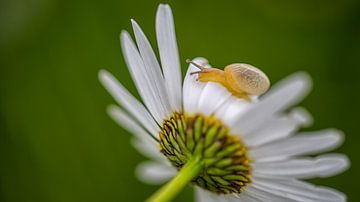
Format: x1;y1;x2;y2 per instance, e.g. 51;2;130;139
146;156;203;202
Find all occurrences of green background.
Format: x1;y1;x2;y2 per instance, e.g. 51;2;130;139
1;0;359;201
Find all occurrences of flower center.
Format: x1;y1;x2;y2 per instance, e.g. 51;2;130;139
159;113;251;194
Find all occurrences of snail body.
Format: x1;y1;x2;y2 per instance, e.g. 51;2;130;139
187;60;270;100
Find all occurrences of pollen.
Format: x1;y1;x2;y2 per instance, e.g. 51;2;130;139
159;113;251;194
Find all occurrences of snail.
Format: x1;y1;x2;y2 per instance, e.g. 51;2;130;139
186;59;270;101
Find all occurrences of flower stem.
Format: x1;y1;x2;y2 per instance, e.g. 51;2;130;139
146;156;203;202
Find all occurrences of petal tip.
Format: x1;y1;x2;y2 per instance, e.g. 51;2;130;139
326;128;345;147
98;69;112;85
293;71;313;90
130;18;138;27
98;69;108;79
120;30;130;41
289;107;313;127
106;104;119;116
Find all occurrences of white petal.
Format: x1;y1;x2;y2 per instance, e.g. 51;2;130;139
225;193;259;202
225;193;265;202
194;188;244;202
131;138;166;162
244;108;312;147
253;154;349;179
195;187;263;202
131;20;172;118
288;107;313;127
232;72;312;136
120;31;165;123
197;82;232;116
252;177;346;202
232;192;262;202
156;4;183;112
195;188;221;202
108;106;165;162
250;129;344;162
183;57;209;114
215;97;252;128
195;185;293;202
107;105;157;142
136;161;177;184
98;70;159;136
243;185;296;202
195;187;262;202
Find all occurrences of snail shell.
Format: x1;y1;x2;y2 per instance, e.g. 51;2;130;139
224;63;270;96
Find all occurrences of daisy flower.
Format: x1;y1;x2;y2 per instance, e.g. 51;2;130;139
99;4;349;202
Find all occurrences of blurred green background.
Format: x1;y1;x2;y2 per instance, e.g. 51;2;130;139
1;0;359;201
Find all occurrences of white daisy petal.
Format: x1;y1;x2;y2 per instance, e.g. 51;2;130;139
195;188;220;202
183;57;209;114
98;70;159;136
136;161;177;185
233;72;312;135
244;107;312;147
232;192;262;202
198;82;232;116
243;185;297;202
288;107;313;127
108;106;166;162
225;193;260;202
156;4;182;112
251;129;344;162
120;31;165;124
195;188;246;202
253;154;349;179
131;20;172;119
107;105;157;142
215;97;252;127
246;193;270;202
131;138;166;162
252;177;346;202
222;191;263;202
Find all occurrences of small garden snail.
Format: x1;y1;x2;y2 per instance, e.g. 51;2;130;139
186;59;270;100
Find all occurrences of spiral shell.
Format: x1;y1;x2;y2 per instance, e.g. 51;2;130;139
224;63;270;96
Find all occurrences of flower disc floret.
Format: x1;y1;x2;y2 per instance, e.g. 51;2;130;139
159;113;251;194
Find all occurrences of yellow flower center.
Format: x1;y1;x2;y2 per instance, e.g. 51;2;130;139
159;113;251;194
